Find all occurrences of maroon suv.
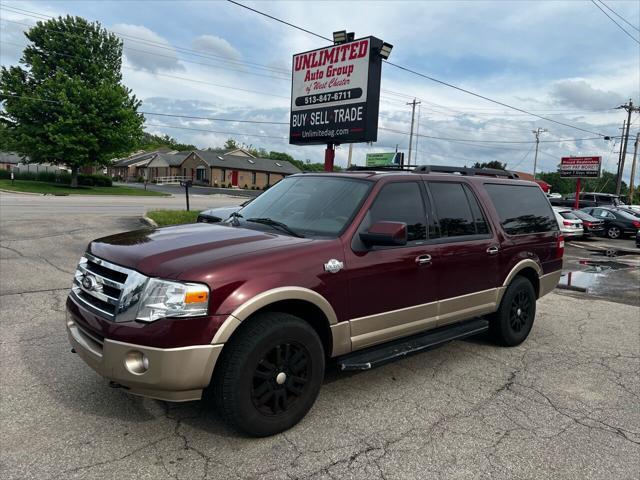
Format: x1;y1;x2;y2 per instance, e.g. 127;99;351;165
66;166;563;436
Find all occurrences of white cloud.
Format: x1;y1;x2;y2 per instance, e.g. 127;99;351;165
112;23;184;72
551;80;627;110
191;35;241;61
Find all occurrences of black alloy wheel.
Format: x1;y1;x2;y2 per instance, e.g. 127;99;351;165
509;290;532;333
251;342;311;416
212;312;325;437
489;276;537;347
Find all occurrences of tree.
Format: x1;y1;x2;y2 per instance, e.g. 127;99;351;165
137;132;196;152
472;161;507;170
0;16;143;186
224;138;238;150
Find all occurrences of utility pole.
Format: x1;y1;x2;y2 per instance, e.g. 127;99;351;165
532;127;547;179
615;99;638;195
406;98;421;168
414;104;422;167
615;120;626;182
347;143;353;168
629;133;639;204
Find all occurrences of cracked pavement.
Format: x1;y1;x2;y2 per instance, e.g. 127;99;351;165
1;192;639;479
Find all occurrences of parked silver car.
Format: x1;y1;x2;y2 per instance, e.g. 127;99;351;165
552;207;583;238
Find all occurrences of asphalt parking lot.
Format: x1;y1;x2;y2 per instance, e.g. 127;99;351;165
1;192;639;479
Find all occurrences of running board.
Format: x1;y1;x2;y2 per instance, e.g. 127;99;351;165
337;318;489;371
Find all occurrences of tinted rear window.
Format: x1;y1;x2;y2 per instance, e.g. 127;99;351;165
428;182;490;238
560;212;578;220
485;184;558;235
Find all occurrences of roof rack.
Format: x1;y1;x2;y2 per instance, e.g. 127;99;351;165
413;165;517;179
346;165;413;172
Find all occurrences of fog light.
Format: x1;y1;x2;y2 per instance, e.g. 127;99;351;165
125;351;149;375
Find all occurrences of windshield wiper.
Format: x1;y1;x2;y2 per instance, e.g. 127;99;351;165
246;217;305;238
229;211;243;226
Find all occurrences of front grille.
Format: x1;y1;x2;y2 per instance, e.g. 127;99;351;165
71;253;148;322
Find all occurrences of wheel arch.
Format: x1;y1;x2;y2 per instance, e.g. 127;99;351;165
211;287;350;358
499;259;542;302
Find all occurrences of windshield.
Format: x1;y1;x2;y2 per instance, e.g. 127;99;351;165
234;176;371;237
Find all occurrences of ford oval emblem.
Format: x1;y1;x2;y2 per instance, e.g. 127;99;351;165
82;274;97;291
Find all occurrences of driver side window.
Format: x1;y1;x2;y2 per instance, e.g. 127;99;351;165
368;182;427;243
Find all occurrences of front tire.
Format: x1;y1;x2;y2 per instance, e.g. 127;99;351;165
212;312;325;437
490;276;536;347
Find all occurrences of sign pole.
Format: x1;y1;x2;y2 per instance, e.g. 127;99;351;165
324;143;335;172
574;177;580;210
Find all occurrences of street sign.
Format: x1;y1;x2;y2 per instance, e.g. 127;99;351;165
289;36;383;145
366;152;397;166
559;156;601;178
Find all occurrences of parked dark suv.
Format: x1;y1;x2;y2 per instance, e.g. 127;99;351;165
66;166;563;436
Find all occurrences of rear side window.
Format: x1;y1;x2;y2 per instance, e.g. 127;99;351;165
485;184;558;235
369;182;427;242
428;182;489;237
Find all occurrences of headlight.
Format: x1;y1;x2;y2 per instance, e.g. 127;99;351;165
136;278;209;322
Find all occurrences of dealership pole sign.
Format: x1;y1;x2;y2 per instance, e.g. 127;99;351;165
559;156;602;178
289;37;384;145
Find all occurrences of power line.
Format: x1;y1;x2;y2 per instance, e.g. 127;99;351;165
0;8;292;76
145;123;288;140
1;40;289;99
226;0;332;43
2;18;290;81
3;92;615;148
378;126;608;144
141;111;288;125
590;0;640;45
225;0;611;138
597;1;640;32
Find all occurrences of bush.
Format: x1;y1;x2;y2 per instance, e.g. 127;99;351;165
227;182;232;188
36;171;58;183
243;184;248;189
57;172;71;184
0;169;10;179
75;174;112;187
17;171;37;181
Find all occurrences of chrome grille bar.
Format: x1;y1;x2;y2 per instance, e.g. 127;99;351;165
70;254;148;322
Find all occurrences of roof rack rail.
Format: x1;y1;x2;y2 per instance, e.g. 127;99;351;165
346;165;413;172
413;165;517;179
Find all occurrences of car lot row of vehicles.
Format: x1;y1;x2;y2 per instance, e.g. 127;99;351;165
552;205;640;240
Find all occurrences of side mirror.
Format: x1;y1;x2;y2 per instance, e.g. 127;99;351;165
359;221;407;247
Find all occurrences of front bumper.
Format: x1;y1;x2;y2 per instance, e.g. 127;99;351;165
66;311;222;402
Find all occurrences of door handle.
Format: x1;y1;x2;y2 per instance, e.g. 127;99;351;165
415;254;432;265
486;246;500;255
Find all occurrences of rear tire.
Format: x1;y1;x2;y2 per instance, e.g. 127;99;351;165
489;276;536;347
607;226;621;239
212;312;325;437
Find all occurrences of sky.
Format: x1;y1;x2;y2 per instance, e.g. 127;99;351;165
1;0;639;179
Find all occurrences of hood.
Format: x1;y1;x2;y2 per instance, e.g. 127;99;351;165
89;223;312;278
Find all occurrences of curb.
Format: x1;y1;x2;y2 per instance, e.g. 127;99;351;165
0;188;44;196
141;214;158;228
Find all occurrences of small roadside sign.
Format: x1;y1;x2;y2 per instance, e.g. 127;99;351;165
366;152;397;166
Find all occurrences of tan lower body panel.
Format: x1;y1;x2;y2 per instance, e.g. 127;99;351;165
67;314;222;402
349;288;499;350
539;270;562;298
